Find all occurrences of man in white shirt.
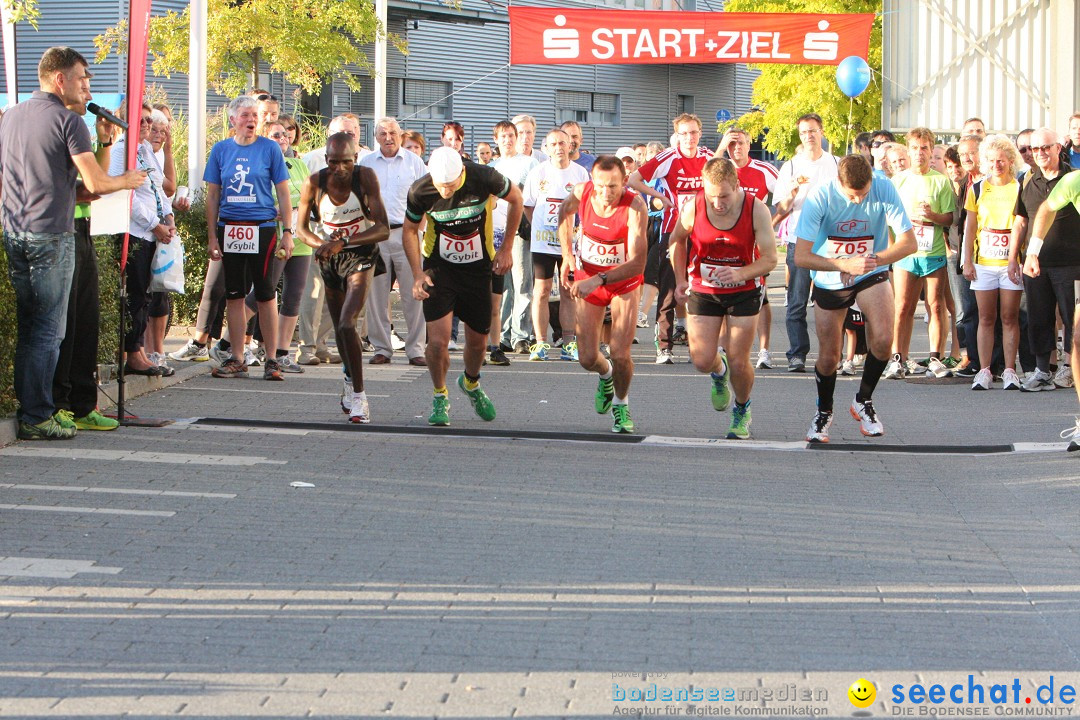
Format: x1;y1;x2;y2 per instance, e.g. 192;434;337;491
522;128;589;360
773;113;839;372
498;118;540;353
360;116;430;365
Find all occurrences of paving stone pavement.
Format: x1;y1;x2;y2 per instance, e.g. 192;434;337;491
2;292;1079;718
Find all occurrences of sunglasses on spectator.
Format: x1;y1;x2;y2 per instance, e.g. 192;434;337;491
140;117;153;125
1030;145;1056;153
871;140;886;147
269;132;286;139
1017;146;1031;153
256;94;278;102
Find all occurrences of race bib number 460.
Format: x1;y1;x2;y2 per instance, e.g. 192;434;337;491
579;235;626;267
979;228;1010;261
823;235;872;259
223;224;259;254
439;230;484;264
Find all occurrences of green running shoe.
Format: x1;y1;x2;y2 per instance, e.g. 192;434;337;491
595;376;614;414
727;402;752;439
710;350;731;411
611;403;635;433
53;409;77;430
429;394;451;426
73;409;119;431
457;374;496;421
18;415;76;440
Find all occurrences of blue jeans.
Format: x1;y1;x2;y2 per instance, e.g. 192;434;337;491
785;243;812;362
4;231;75;424
957;272;979;365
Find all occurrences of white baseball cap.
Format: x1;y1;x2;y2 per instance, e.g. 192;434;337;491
615;146;635;159
428;146;464;184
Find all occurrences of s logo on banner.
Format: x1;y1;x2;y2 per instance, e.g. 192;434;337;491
543;15;580;59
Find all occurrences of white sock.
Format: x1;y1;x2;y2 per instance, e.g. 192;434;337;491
613;395;627;405
352;390;366;402
599;363;613;380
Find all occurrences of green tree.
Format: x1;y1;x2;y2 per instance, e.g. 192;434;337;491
721;0;882;160
94;0;406;98
1;0;40;28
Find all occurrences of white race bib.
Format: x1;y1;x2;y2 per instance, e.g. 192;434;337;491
543;197;561;229
223;224;259;254
677;193;696;211
579;235;626;267
699;262;742;289
914;224;935;253
979;228;1010;261
823;236;872;259
439;230;484;264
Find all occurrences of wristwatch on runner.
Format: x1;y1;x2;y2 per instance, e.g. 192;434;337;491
598;272;608;285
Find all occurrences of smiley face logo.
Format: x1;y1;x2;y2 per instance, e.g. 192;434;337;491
848;678;876;708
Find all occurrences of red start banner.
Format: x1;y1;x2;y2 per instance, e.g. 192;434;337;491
509;8;875;66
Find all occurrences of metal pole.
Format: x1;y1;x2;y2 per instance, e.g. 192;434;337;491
374;0;387;124
188;0;208;198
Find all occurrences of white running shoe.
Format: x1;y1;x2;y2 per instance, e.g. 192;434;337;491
1020;368;1055;392
1060;417;1080;452
349;393;370;424
636;311;649;328
391;332;407;350
244;348;259;367
926;357;949;379
209;341;231;365
850;396;884;436
340;378;351;414
277;355;305;373
655;348;674;365
169;340;209;362
839;359;855;376
1001;368;1022;391
882;354;905;379
806;410;833;443
1054;365;1074;388
971;368;992;390
756;349;773;369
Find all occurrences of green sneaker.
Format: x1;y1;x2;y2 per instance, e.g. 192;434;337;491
428;394;451;426
53;409;77;430
457;374;496;421
74;409;119;431
611;403;635;433
18;416;76;440
710;351;731;411
595;376;614;414
727;401;752;439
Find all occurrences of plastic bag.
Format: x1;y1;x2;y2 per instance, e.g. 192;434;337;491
150;237;185;294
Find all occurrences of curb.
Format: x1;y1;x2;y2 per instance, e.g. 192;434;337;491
0;359;212;447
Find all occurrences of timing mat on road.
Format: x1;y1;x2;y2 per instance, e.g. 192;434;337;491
186;417;1062;456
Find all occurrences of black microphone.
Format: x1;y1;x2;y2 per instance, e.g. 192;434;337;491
86;102;128;130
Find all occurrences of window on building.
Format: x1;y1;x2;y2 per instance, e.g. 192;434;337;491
677;94;695;115
556;90;620;127
400;78;451;120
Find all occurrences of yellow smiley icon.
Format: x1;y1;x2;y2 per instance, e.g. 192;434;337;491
848;678;876;708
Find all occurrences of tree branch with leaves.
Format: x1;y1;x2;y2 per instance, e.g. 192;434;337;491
94;0;406;99
721;0;882;160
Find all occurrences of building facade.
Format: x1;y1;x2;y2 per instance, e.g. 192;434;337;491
3;0;758;154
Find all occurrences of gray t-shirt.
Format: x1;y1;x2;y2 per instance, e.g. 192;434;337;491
0;91;93;234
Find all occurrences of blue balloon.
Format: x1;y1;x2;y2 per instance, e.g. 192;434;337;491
836;56;871;98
